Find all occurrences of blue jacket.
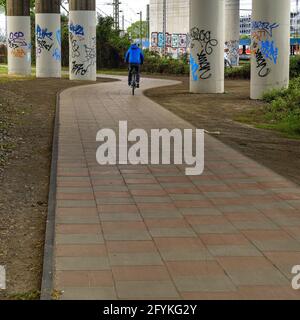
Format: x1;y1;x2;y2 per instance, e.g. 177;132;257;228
125;44;144;65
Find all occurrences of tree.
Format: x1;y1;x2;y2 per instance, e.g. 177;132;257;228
96;15;130;69
127;21;148;40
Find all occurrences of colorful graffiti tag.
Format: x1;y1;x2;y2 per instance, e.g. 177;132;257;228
36;24;54;56
70;22;96;76
251;20;280;77
52;29;61;61
190;27;218;80
151;32;188;49
190;54;199;81
225;40;239;66
69;23;84;36
8;31;29;59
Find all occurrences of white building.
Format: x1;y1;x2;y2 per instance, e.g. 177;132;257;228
240;15;251;35
150;0;189;57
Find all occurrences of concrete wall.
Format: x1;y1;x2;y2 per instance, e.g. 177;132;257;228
225;0;240;65
6;0;31;75
190;0;225;94
69;10;96;81
150;0;189;57
250;0;290;99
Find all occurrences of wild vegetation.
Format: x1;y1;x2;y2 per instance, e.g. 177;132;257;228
260;76;300;138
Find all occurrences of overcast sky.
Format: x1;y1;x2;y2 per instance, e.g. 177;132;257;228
0;0;298;33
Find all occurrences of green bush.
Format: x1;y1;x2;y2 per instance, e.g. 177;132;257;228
142;51;189;75
290;55;300;78
262;76;300;137
225;63;250;79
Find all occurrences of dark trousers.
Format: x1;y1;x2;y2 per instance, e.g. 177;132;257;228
128;64;140;84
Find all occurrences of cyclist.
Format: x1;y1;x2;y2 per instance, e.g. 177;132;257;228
125;43;144;88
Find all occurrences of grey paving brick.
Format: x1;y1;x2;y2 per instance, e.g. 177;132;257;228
109;252;163;266
116;281;179;299
56;257;110;271
207;245;262;257
250;239;300;252
173;275;236;292
133;196;172;203
193;224;238;234
56;216;99;224
57;200;96;208
96;197;134;205
55;233;104;245
60;287;117;300
159;249;214;261
226;270;289;286
149;227;197;238
179;207;223;216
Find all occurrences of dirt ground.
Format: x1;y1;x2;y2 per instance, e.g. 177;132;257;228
144;76;300;186
0;77;114;300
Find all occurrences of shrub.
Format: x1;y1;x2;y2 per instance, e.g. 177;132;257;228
262;76;300;137
290;55;300;79
225;63;250;79
142;52;189;75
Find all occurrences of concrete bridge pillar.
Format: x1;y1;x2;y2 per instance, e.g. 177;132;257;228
6;0;31;76
35;0;61;78
225;0;240;66
189;0;225;93
250;0;290;99
69;0;97;81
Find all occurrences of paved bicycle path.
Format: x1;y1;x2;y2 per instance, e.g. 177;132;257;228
53;75;300;300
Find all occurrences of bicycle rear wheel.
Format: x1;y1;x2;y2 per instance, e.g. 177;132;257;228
131;71;136;96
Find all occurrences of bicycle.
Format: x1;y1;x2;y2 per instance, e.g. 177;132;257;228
131;68;137;96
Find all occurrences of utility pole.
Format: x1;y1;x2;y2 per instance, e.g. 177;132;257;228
137;11;142;48
146;4;150;47
162;0;167;55
297;0;299;39
113;0;121;30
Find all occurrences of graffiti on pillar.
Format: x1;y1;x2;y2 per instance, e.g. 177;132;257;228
52;29;61;61
225;40;239;66
70;33;80;58
69;23;85;36
260;40;278;64
190;27;218;80
251;20;279;77
36;25;54;56
251;21;279;37
190;54;199;81
8;31;28;58
83;37;96;71
254;48;270;77
70;20;96;76
11;47;26;58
